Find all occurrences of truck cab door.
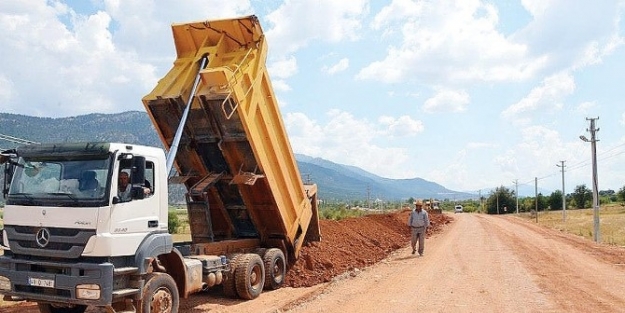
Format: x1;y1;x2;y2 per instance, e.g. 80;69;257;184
110;156;160;236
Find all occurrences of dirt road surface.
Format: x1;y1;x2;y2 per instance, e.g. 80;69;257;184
3;212;625;312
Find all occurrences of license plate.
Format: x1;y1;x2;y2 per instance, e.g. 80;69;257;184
28;277;54;288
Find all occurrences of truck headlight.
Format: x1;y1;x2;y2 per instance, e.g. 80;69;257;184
0;276;11;291
76;284;100;300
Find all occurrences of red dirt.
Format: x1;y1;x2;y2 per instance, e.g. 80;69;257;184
0;208;452;312
284;208;453;287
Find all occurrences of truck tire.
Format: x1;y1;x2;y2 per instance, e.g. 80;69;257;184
37;303;87;313
235;253;265;300
222;253;242;298
263;248;286;290
140;272;179;313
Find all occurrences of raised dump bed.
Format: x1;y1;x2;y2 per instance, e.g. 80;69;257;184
143;15;320;262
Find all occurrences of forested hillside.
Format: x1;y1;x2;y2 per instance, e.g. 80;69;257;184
0;112;470;202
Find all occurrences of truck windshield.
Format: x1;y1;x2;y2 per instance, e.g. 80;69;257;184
8;156;111;202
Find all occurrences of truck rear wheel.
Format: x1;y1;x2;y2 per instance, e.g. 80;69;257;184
37;303;86;313
235;253;265;300
140;272;179;313
263;248;286;290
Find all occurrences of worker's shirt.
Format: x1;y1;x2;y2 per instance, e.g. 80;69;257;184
408;209;430;228
118;186;131;202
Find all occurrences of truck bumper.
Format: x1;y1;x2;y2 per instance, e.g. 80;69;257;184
0;255;114;306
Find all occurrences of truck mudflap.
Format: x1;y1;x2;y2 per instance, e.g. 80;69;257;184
0;255;114;306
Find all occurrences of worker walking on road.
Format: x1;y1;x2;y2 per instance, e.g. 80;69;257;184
408;199;430;256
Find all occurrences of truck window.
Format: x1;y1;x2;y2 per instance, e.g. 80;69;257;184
145;160;154;194
8;157;111;202
117;160;154;202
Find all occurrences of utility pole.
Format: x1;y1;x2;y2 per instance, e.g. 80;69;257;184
513;179;519;214
557;161;566;222
580;117;600;243
496;189;500;215
366;185;371;209
535;177;538;223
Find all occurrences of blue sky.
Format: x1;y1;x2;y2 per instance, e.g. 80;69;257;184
1;0;625;196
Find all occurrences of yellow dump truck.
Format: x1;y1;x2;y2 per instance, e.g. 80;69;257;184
0;15;320;313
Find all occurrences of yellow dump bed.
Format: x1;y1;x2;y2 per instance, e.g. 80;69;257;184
142;16;319;261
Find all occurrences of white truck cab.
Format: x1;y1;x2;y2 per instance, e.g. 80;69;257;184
0;142;188;313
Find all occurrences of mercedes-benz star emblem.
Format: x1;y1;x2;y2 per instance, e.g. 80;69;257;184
35;228;51;248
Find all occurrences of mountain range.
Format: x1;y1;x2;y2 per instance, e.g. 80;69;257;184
0;112;475;202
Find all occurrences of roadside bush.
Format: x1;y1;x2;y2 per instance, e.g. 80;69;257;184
320;207;366;220
168;210;181;234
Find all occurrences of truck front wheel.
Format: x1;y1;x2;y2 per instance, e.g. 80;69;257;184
263;248;286;290
235;253;265;300
141;273;179;313
37;303;86;313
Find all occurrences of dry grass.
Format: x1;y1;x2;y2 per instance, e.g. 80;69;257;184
516;203;625;247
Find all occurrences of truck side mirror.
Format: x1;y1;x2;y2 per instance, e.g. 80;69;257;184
131;186;146;200
131;156;145;186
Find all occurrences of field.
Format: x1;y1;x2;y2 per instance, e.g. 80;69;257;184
516;203;625;246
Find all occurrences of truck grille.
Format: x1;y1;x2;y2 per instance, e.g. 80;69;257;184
4;225;96;259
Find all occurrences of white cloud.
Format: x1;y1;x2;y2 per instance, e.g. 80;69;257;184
271;80;292;93
371;0;423;31
492;124;589;189
501;71;575;121
0;0;256;117
358;0;543;84
575;101;597;115
0;75;14;104
268;56;298;79
422;88;469;113
467;142;494;149
427;148;471;191
514;0;624;73
264;0;368;56
268;56;298;92
378;115;424;137
324;58;349;75
285;110;416;179
102;0;253;58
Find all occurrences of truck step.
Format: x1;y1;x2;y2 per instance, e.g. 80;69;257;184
113;267;139;275
112;288;140;297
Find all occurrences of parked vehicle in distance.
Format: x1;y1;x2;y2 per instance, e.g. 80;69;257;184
454;205;463;213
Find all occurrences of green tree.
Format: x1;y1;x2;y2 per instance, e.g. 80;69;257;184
486;186;516;214
573;184;591;209
519;197;534;212
618;185;625;202
548;190;563;210
536;193;548;211
168;210;181;234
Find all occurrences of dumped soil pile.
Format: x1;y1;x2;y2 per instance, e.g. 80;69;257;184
285;209;453;287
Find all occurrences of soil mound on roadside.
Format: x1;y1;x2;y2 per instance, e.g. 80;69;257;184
285;209;453;287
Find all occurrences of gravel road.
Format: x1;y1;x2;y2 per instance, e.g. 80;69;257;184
283;213;625;313
4;212;625;312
